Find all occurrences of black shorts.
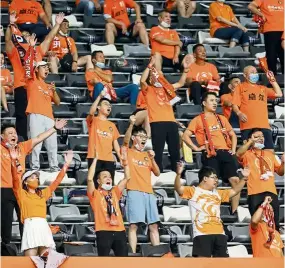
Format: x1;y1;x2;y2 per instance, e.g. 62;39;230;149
201;150;238;183
96;230;128;256
87;159;116;189
241;128;274;150
117;23;135;37
162;54;185;71
193;234;228;257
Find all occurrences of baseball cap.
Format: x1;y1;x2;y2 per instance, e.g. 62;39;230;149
22;170;40;182
36;61;48;68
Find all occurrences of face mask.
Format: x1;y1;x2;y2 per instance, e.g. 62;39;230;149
101;184;112;191
254;142;265;150
133;137;146;151
27;180;39;190
249;73;259;83
96;62;105;69
59;30;68;37
160;21;170;28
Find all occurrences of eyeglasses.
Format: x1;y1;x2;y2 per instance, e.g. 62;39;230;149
135;134;148;140
208;175;218;180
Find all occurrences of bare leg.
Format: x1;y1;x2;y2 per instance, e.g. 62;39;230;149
133;23;149;46
48;56;59;74
24;247;39;256
38;246;49;256
153;52;163;72
229;176;240;213
105;22;117;45
176;0;186;17
78;55;93;69
243;45;249;52
149;223;160;246
135;110;151;137
186;0;196;17
229;41;237;48
42;0;52;23
128;224;138;253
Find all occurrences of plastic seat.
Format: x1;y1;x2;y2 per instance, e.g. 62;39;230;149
198;31;228;44
48;192;63;205
163;206;191;222
154;189;175;206
227;225;250;243
46;74;67;87
75;170;88;185
52;224;77;242
218;46;250;58
83;15;106;28
76;104;91;118
187;44;219;57
112;74;130;87
66;74;86;87
51;1;72;14
68;189;89;205
61;121;82;135
63;244;97;256
213;59;240;73
178;244;192;257
68;136;88;151
90;44;123;57
70;29;102;43
57;88;88;104
227;245;251;258
185;171;199;186
237;206;251;223
49;204;88;223
53;104;76;118
174;191;188;205
75;224;96;242
160;225;190;243
39;170;76;186
116;120;129;134
123;44;151;57
220;206;238;223
152;171;183;187
240;17;258;28
1;103;15;118
176;104;202;119
140;244;171;257
146;15;159;28
111;104;136;119
11;224;21;241
178;16;208;29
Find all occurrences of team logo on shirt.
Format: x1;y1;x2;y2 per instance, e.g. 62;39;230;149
109;127;113;132
132;158;149;168
196;72;212;83
97;129;112;139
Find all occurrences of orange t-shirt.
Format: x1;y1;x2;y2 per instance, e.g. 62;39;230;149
136;91;147;109
220;93;233;120
0;68;13;93
187;62;220;83
187;114;232;150
7;46;44;89
9;0;45;24
142;83;175;123
254;0;284;33
232;82;276;130
103;0;135;28
1;140;32;188
26;78;55;120
0;0;9;7
127;148;154;193
88;186;125;232
238;149;281;195
87;115;120;160
49;35;77;60
149;26;180;60
85;69;113;98
250;222;284;257
165;0;176;11
209;2;235;37
12;163;68;223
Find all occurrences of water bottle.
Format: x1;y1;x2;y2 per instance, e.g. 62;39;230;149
63;188;68;204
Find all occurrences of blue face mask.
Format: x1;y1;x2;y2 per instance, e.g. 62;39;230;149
96;62;105;69
249;73;259;83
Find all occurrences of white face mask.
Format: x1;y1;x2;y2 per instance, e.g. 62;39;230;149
254;142;265;150
96;62;105;69
59;30;68;37
101;184;112;191
133;136;146;151
217;0;225;2
160;21;170;28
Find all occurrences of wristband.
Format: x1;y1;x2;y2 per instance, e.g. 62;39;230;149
53;126;58;131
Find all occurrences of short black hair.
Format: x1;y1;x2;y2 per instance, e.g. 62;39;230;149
98;97;111;106
1;123;16;134
249;128;263;137
198;166;217;183
228;75;240;83
192;43;204;53
91;50;104;59
201;91;218;105
62;18;69;23
132;126;147;136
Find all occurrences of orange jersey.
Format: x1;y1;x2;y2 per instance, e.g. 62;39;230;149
165;0;176;11
7;46;44;88
220;93;233;120
250;222;284;257
254;0;284;33
181;186;231;237
26;78;55;120
187;62;220;83
103;0;135;28
238;149;281;195
1;140;32;188
142;83;175;123
187;114;232;150
149;26;180;59
136;91;147;109
127;149;154;193
87;115;120;160
85;69;113;98
0;68;13;93
232;82;276;130
9;0;45;24
12;164;68;223
49;35;77;60
88;186;125;232
209;2;235;37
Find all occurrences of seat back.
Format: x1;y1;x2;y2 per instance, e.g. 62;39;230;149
50;204;80;221
237;206;251;223
228;245;250;257
185;171;199;186
163;206;191;222
141;244;171;257
123;44;151;57
178;244;192;257
63;244;96;256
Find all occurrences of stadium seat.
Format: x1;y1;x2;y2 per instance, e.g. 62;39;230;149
57;88;88;104
140;244;171;257
155;189;176;206
90;44;123;57
48;192;64;205
227;225;250;243
146;15;159;28
178;244;192;257
76;104;91;118
11;224;21;242
52;14;83;28
218;46;251;58
111;104;136;119
68;136;88;151
83;16;106;28
39;170;76;186
50;204;88;222
66;74;86;87
75;224;96;242
63;244;97;256
237;206;251;223
240;17;258;28
227;245;251;258
163;206;191;222
53;104;76;118
152;171;183;187
178;16;208;29
176;104;202;119
46;74;67;87
220;206;238;223
160;225;190;243
185;171;199;186
75;170;88;185
123;44;151;57
198;31;228;44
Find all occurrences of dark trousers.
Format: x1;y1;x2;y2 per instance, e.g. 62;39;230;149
1;188;23;245
18;23;50;42
96;230;128;256
189;81;207;105
150;121;180;172
14;86;28;141
248;192;279;230
264;31;284;75
88;159;116;189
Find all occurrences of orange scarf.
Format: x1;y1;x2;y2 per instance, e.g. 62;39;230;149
252;149;271;175
262;204;275;248
99;188;118;226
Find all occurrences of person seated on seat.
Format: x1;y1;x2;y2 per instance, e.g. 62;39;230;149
9;0;51;41
175;162;250;257
122;116;161;253
209;0;250;52
87;149;130;257
232;65;283;150
250;196;284;257
75;0;102;16
104;0;149;46
10;149;73;256
186;44;220;105
85;50;139;104
165;0;196;18
220;76;241;128
87;91;121;188
48;18;92;74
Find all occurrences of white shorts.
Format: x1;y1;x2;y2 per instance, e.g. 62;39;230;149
21;217;56;252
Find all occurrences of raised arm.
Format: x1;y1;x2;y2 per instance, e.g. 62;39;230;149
174;161;185;195
123;115;136;147
173;57;191;89
5;13;17;54
229;168;249;198
31;119;67;148
140;56;155;88
89;89;106;115
251;196;272;230
87;156;97;195
267;72;283;98
10;148;24;201
117;162;131;192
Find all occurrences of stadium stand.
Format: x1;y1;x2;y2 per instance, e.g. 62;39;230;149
0;0;284;262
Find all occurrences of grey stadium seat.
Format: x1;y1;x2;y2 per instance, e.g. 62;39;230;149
218;46;251;58
228;225;250;243
160;225;191;243
178;16;208;29
178;244;192;257
155;189;176;206
123;44;151;57
176;104;202;119
76;104;91;118
68;136;88;151
49;204;88;222
53;104;76;118
75;224;96;242
63;244;97;256
111;104;136;119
